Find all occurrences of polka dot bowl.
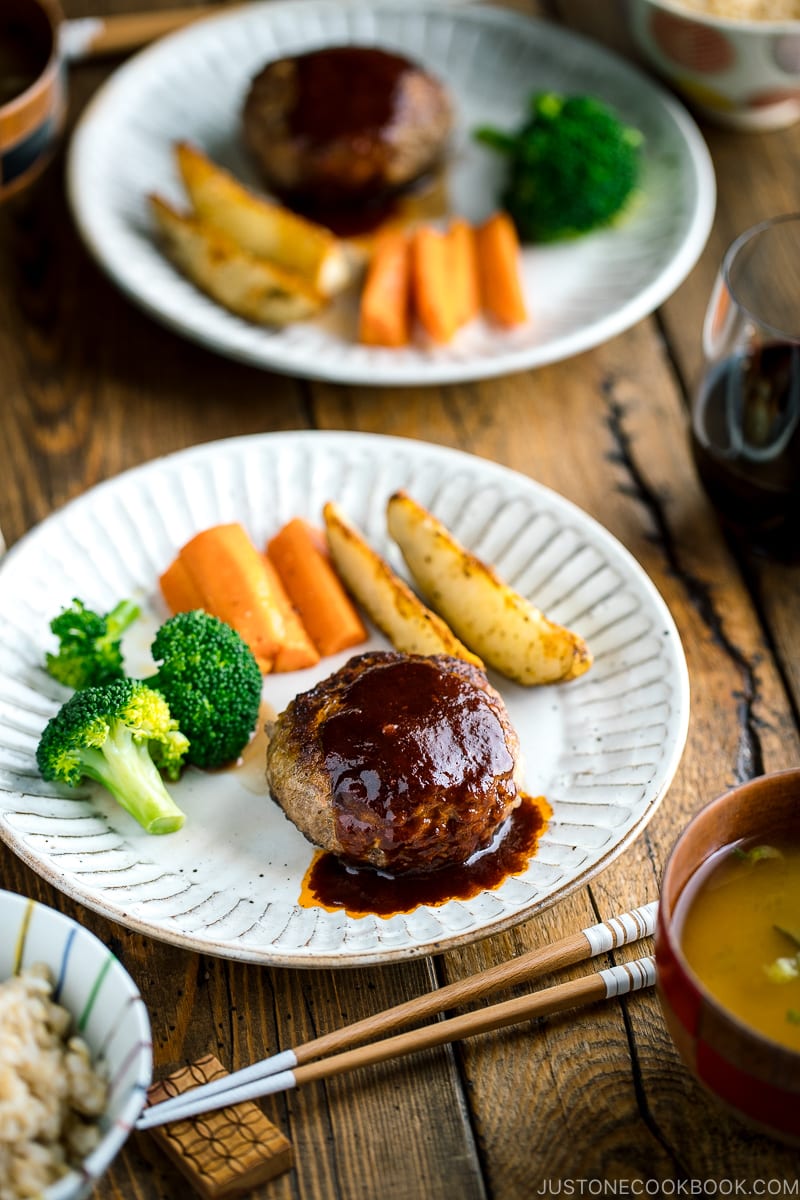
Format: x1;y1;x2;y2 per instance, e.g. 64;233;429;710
0;889;152;1199
627;0;800;128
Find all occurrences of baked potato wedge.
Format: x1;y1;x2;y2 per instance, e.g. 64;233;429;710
175;142;353;297
386;490;592;686
150;194;324;326
323;501;483;668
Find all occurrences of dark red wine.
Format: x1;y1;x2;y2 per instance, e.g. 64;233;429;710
690;341;800;560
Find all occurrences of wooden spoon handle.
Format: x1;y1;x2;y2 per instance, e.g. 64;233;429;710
63;5;237;61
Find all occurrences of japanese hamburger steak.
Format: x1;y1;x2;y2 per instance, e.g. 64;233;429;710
241;45;453;216
265;651;523;875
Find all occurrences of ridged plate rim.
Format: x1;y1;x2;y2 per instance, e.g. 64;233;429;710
0;432;689;967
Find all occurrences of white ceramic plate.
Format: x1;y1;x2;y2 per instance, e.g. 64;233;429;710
0;432;688;967
66;1;716;386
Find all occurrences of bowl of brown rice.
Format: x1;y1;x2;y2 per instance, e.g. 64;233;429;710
0;889;152;1200
627;0;800;128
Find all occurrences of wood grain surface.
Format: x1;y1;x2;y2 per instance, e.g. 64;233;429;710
1;2;799;1198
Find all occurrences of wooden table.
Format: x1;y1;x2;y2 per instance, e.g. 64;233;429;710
2;2;799;1196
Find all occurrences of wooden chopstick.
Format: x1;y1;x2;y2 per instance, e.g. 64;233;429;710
136;901;656;1130
62;6;240;62
137;954;656;1127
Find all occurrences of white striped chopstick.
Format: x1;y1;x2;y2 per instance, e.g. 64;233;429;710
138;953;656;1128
61;7;236;62
136;901;657;1130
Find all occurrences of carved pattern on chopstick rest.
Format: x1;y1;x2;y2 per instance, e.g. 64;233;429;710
145;1053;293;1198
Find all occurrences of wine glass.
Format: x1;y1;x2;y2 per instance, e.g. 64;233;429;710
690;213;800;561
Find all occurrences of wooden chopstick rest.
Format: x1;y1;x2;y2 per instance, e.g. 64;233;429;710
144;1053;293;1198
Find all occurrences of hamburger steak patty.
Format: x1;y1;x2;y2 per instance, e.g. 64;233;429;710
241;46;453;211
265;651;523;875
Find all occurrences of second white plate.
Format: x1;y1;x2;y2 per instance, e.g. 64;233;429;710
0;432;689;966
67;1;716;385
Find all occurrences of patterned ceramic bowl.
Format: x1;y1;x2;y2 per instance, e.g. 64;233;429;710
627;0;800;129
0;0;67;200
0;889;152;1199
655;769;800;1146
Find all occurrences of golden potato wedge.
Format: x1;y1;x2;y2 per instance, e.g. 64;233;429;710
323;500;484;669
150;194;324;326
175;142;353;297
386;490;593;686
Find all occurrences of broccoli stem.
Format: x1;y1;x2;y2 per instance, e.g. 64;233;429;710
474;126;515;154
79;724;186;834
106;599;141;640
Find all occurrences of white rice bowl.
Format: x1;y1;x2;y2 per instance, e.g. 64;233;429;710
0;891;152;1200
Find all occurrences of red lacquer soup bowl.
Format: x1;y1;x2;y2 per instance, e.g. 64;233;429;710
656;768;800;1145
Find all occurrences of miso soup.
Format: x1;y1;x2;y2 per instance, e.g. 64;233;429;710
676;835;800;1053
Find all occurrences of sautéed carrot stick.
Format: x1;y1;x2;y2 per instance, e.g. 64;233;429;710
263;556;321;672
267;518;368;657
359;231;411;348
411;225;459;343
177;522;287;673
476;212;528;327
159;556;204;615
448;218;480;329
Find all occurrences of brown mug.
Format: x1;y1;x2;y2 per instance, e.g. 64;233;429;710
0;1;233;202
0;0;65;200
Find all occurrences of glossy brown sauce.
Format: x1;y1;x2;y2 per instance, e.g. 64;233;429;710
290;196;387;238
298;169;447;238
299;793;551;917
288;46;410;145
278;46;447;236
319;655;518;873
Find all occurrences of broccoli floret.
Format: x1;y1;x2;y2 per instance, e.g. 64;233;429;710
46;598;141;690
148;610;262;770
476;92;643;244
36;680;189;834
